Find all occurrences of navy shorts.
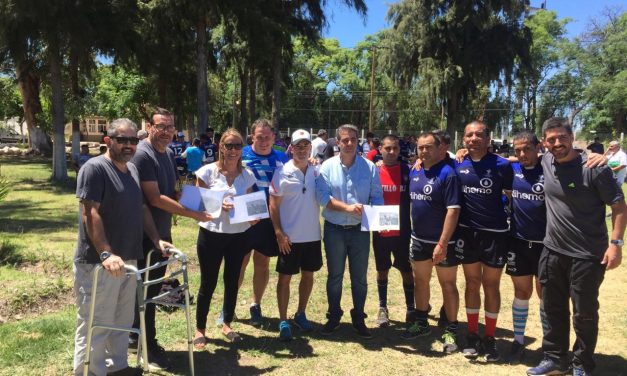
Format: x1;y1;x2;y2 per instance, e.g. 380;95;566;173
276;241;323;275
505;237;543;277
454;227;508;268
373;232;411;272
246;218;280;257
409;237;459;267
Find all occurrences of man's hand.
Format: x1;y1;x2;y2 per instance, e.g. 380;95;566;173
346;203;363;216
375;160;384;168
276;230;292;254
432;243;446;265
455;148;468;163
191;210;213;222
412;158;423;171
155;240;175;257
308;157;319;165
601;245;622;270
102;254;126;278
585;153;607;168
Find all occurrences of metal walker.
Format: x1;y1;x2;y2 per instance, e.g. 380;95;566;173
82;248;195;375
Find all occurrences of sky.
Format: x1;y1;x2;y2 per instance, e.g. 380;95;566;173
322;0;626;48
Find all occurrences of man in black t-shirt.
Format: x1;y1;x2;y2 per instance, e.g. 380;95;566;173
527;118;626;376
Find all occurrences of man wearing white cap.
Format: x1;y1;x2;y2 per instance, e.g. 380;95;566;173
605;140;627;185
269;129;322;341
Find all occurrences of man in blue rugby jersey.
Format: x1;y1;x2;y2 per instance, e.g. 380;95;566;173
455;121;513;362
403;131;462;354
238;119;289;326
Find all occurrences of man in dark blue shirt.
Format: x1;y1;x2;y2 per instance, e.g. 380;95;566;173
404;131;461;354
455;121;513;362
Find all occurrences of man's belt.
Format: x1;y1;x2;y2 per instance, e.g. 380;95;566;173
325;221;361;230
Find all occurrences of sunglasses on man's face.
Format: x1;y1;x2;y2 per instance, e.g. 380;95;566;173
223;143;243;150
111;136;140;145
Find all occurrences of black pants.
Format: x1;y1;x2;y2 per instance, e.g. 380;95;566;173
538;247;606;372
132;235;171;348
196;227;249;329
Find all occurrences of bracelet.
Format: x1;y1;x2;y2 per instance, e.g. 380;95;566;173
437;242;447;250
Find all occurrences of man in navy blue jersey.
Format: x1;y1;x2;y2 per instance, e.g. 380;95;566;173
403;131;462;354
455;121;513;362
505;131;547;363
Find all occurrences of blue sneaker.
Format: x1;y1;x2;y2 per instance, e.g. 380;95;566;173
527;358;569;375
279;320;292;341
250;304;263;327
293;312;313;332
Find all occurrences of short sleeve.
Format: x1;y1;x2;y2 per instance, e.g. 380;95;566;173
593;167;625;206
76;162;104;203
443;171;462;208
195;163;214;187
502;162;513;190
242;167;258;191
269;166;284;197
132;149;158;182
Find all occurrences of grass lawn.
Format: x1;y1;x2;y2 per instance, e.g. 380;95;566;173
0;156;625;375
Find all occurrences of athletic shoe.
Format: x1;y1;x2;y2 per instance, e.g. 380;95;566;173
405;309;415;324
482;336;500;362
352;321;373;339
142;343;171;371
572;366;590;376
320;319;340;336
249;304;263;327
279;320;292;341
462;333;481;359
437;305;448;328
526;358;569;375
375;307;390;328
506;340;525;364
400;321;431;339
293;311;313;332
442;329;458;354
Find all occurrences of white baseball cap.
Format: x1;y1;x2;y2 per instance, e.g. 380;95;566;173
291;129;311;145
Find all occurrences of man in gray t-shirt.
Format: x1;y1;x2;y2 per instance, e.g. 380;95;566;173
527;118;626;376
129;107;211;370
73;118;170;376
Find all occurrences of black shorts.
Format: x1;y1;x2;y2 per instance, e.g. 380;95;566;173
276;241;323;275
246;217;280;257
409;237;459;267
505;237;543;277
373;233;411;272
454;227;508;268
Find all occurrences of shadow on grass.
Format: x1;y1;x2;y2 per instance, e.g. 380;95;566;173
0;198;77;234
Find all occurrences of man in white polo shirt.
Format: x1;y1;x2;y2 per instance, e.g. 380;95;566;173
269;129;322;341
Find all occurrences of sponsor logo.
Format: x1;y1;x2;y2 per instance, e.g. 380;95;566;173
413;176;420;182
531;182;544;194
463;185;492;194
410;191;432;201
459;168;470;175
512;189;544;201
515;173;524;179
382;184;398;192
480;177;493;188
568;182;575;188
423;184;433;195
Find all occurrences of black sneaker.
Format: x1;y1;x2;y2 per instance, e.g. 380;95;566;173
400;321;431;339
482;336;500;362
462;333;481;359
352;322;373;339
506;340;525;364
142;343;171;371
320;320;340;336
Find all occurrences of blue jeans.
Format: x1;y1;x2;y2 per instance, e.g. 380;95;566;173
323;221;370;322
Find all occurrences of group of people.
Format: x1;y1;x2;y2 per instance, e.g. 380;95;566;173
73;111;625;376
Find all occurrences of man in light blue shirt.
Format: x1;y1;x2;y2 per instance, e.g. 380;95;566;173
316;124;383;339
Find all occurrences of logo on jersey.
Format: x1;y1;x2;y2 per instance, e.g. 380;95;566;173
423;184;433;195
459;168;470;175
515;173;524;179
412;176;420;182
531;183;544;194
480;177;493;188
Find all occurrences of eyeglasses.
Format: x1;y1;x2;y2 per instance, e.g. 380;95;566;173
223;143;243;150
153;123;176;132
111;136;140;145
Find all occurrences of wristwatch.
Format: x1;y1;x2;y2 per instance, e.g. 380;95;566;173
99;250;112;262
610;239;624;247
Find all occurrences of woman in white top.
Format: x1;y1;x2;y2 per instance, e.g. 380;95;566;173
193;128;257;346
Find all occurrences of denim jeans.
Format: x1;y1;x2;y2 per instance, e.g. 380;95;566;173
323;221;370;322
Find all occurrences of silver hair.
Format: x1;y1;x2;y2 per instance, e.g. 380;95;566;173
336;124;359;139
107;118;138;137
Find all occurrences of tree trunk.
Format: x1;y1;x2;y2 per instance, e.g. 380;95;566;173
196;16;209;137
248;63;256;123
446;87;460;139
69;47;81;155
238;66;248;134
49;37;68;182
15;59;51;154
271;48;282;129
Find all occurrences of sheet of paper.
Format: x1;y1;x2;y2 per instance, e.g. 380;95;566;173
179;184;202;211
230;190;269;224
179;185;225;218
361;205;400;231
